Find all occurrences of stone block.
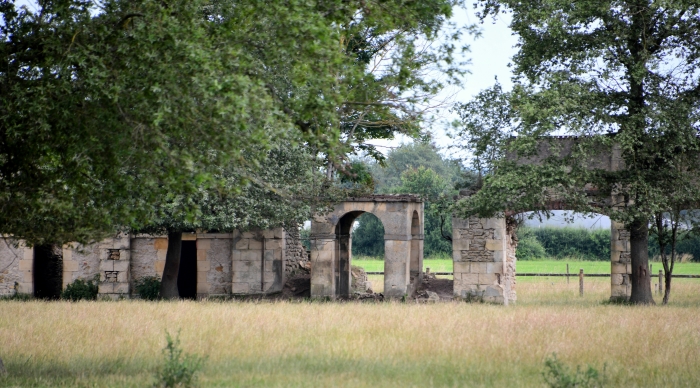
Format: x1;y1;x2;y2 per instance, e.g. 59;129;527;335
248;239;263;250
232;260;254;272
114;283;129;294
626;263;632;274
240;250;260;262
182;233;196;241
114;236;130;250
470;262;488;274
242;231;257;238
196;239;211;250
485;239;504;251
120;249;130;262
611;263;627;274
483;218;504;230
232;271;255;282
197;261;210;272
23;247;33;261
113;260;129;272
462;273;479;285
196;271;208;284
452;239;469;251
235;239;249;250
232;251;241;261
312;250;333;262
612;240;627;252
453;261;470;274
262;230;275;239
154;238;168;250
611;273;623;285
157;249;167;261
197;282;210;293
610;250;621;262
62;246;73;261
265;239;282;250
492;251;504;262
452;217;469;229
482;285;503;298
19;260;33;271
117;271;129;283
19;283;33;294
155;260;165;274
479;273;498;285
99;283;114;294
23;271;33;283
197;250;207;261
274;228;285;239
486;262;503;274
611;284;628;297
452;250;464;262
99;260;114;271
232;282;250;293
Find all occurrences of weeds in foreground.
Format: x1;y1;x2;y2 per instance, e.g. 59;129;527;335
543;353;605;388
135;276;161;301
155;330;205;388
61;276;99;301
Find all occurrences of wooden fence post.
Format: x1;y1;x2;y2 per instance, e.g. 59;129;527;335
658;270;663;295
566;263;570;284
579;269;584;296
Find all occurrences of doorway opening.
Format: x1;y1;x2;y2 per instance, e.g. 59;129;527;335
177;240;197;299
33;244;63;299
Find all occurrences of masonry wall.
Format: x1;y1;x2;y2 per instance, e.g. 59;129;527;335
231;229;285;295
0;239;27;296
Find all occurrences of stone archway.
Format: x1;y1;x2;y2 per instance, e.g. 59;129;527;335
309;195;424;299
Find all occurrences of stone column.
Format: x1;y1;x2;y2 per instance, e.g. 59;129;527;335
309;234;336;298
610;221;632;299
452;216;509;304
18;242;33;295
383;237;411;298
196;237;211;298
98;234;131;299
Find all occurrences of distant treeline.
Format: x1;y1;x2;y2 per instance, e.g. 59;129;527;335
517;227;700;262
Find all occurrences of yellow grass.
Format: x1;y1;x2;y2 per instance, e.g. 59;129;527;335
1;281;699;387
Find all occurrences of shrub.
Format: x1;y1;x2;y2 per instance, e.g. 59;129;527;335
135;276;161;301
155;330;205;388
516;228;549;260
61;276;99;301
542;353;605;388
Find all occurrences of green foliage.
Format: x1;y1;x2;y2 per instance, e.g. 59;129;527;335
0;293;33;301
155;330;205;388
529;227;611;261
515;228;548;261
61;277;99;301
135;277;162;301
352;213;385;257
542;353;605;388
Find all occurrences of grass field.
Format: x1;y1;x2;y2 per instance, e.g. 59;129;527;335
1;279;700;387
353;258;700;275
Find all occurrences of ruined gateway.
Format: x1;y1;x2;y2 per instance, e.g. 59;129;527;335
1;182;633;303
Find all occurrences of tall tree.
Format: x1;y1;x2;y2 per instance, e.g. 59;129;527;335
454;0;700;304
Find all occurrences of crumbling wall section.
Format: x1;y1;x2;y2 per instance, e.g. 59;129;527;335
504;218;518;303
284;226;310;276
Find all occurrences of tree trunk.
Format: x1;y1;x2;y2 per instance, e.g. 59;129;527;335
160;231;182;300
628;219;655;304
663;272;672;305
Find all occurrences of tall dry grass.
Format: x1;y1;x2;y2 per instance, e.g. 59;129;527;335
1;281;699;387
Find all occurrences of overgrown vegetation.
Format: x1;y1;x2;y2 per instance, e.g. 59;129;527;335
542;353;605;388
155;330;205;388
135;277;162;301
61;277;99;301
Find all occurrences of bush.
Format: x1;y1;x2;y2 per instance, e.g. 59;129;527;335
155;330;205;388
135;276;161;301
61;276;99;301
516;228;549;260
542;353;605;388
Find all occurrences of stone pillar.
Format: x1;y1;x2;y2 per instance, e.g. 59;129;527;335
610;221;632;299
309;234;335;298
196;237;211;298
452;216;510;304
384;238;411;298
98;234;131;299
18;242;33;295
154;238;168;277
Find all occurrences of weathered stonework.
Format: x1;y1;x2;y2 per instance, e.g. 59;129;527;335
310;195;423;299
231;229;286;295
452;217;512;304
610;220;632;298
0;239;26;296
284;226;310;276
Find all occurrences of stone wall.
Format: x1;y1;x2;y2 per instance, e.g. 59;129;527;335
0;239;26;296
231;229;286;295
284;226;310;276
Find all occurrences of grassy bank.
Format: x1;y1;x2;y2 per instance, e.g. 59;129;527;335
1;282;700;387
